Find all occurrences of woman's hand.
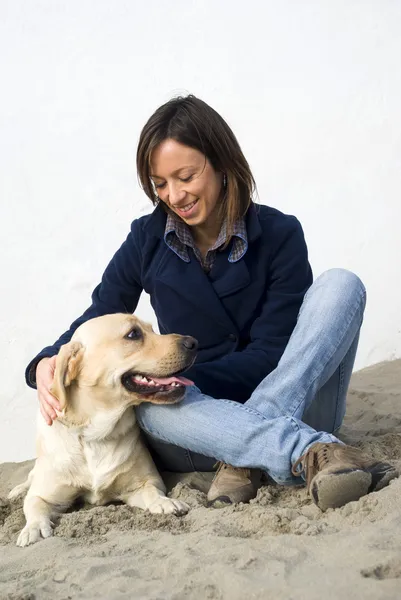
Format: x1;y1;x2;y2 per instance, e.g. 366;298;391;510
36;356;60;425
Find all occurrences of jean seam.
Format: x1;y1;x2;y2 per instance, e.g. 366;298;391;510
290;288;365;419
218;398;282;423
333;358;345;431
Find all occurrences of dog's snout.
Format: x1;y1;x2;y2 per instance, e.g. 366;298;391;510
182;336;198;351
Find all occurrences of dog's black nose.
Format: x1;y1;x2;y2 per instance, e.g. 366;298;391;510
182;336;198;351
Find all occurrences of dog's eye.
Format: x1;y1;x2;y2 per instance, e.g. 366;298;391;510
126;327;142;341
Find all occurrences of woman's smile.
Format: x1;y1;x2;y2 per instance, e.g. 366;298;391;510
172;198;199;218
150;139;223;241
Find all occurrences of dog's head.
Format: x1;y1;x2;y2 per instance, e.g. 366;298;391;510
51;314;197;420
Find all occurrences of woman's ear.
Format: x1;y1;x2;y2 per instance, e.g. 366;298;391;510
51;342;84;411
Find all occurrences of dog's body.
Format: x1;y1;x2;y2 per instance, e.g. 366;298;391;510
10;314;197;546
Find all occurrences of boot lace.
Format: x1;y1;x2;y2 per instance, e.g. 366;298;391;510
291;444;331;493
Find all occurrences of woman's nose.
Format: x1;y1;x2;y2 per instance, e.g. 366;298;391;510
167;182;186;206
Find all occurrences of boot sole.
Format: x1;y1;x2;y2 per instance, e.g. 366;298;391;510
207;495;232;509
312;469;372;511
207;487;256;507
370;466;399;492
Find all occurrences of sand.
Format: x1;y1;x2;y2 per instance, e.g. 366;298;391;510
1;360;401;599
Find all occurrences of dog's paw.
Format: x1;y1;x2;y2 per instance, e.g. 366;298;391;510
16;520;53;547
8;483;28;501
148;497;189;516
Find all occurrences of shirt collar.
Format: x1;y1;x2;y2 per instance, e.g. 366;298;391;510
164;212;248;263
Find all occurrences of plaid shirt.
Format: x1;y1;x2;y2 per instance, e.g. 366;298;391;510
164;213;248;272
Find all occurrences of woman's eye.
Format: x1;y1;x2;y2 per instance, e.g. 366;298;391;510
180;175;193;183
126;327;142;341
154;182;166;189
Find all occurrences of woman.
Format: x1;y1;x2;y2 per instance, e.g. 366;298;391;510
27;95;397;511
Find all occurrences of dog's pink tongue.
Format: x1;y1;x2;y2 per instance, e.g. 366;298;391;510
151;376;194;386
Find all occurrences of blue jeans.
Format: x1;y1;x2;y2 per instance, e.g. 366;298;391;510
136;269;366;485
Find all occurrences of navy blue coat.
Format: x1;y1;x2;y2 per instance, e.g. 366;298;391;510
26;203;313;403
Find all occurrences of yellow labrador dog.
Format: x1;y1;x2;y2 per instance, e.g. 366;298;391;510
9;313;197;546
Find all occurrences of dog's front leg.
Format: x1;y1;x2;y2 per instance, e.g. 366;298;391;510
16;483;79;547
122;479;189;516
17;495;56;547
118;440;189;516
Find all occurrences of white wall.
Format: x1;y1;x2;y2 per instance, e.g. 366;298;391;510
1;0;400;462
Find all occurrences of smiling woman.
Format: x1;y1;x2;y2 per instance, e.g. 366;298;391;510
26;95;398;513
136;96;254;262
150;140;224;255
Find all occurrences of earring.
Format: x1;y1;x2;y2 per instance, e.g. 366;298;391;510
223;173;227;188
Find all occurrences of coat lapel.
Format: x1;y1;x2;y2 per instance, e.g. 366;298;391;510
208;204;261;298
145;202;263;329
155;247;238;330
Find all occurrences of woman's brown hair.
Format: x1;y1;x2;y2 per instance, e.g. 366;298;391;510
136;95;255;241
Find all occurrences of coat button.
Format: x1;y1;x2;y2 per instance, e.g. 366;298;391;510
228;333;237;342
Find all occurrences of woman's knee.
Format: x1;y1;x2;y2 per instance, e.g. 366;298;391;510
314;268;366;308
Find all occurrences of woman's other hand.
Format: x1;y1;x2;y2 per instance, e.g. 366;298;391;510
36;356;60;425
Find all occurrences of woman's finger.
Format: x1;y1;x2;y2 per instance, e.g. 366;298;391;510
39;389;61;412
40;403;53;426
39;394;57;421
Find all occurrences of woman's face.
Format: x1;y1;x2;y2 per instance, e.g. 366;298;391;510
150;139;223;229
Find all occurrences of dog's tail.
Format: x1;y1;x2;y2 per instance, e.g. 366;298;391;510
8;468;34;500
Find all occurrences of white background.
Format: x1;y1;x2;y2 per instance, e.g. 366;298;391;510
1;0;400;462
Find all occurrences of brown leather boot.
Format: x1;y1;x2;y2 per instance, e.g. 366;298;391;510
292;442;398;511
207;463;259;507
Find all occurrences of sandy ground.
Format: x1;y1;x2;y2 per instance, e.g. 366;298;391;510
1;360;401;600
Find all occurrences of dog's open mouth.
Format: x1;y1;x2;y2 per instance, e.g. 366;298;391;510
122;372;194;396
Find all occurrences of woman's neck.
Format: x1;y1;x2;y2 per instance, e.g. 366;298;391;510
191;218;223;255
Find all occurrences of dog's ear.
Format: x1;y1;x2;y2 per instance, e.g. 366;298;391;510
51;342;84;410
